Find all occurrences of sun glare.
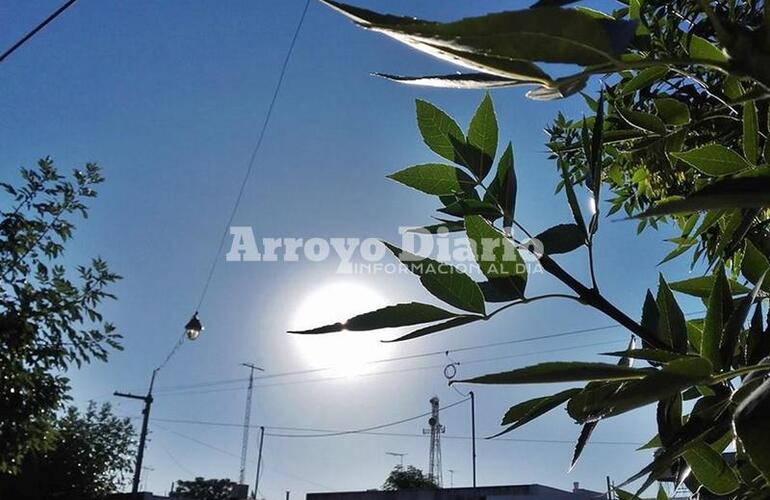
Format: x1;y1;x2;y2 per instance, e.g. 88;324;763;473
290;282;394;377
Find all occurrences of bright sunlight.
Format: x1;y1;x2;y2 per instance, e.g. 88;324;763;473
290;282;394;377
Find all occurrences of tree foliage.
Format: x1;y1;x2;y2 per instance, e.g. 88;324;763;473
0;401;135;500
171;477;239;500
382;465;438;491
0;158;121;473
295;1;770;498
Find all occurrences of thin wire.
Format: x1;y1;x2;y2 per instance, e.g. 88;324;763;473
0;0;78;64
152;339;623;397
150;309;705;393
156;426;336;491
151;397;468;439
195;0;311;311
151;419;642;446
264;398;470;438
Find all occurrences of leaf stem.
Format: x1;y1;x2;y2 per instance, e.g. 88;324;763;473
487;293;583;319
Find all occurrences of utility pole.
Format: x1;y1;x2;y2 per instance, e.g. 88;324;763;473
470;391;476;488
115;367;159;493
239;363;264;485
253;426;265;499
605;476;613;500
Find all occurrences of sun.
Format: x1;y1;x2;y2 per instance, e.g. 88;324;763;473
290;281;393;377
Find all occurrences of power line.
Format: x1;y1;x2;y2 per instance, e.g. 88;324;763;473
155;425;336;491
194;0;311;311
150;309;705;395
150;339;623;397
151;325;634;393
152;419;642;447
0;0;78;64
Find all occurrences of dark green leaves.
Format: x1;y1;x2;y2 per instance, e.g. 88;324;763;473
487;143;516;230
683;443;740;495
465;215;527;298
456;362;648;385
671;145;753;176
734;379;770;482
288;302;462;334
534;223;586;255
656;275;688;353
636;174;770;216
492;388;580;437
655;98;691;126
584;357;713;418
669;275;749;298
388;164;476;195
415;100;466;164
321;1;637;99
466;94;498;179
383;242;486;314
700;268;732;370
743;101;759;164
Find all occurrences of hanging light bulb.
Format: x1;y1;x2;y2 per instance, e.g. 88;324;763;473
184;312;203;340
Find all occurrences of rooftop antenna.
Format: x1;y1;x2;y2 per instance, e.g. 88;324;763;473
423;396;444;487
239;362;264;485
386;452;407;466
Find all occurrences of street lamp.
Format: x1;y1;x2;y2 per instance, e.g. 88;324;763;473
116;312;206;493
184;312;203;340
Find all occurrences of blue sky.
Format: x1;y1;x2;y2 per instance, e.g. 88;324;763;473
1;1;703;498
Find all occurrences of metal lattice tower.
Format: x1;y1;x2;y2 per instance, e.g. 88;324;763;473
239;363;264;485
423;396;445;487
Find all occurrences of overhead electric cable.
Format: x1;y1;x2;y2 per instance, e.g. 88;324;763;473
194;0;311;311
152;339;623;397
151;419;643;446
0;0;78;64
152;309;704;393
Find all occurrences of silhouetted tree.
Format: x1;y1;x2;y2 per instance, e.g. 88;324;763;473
383;465;438;491
171;477;238;500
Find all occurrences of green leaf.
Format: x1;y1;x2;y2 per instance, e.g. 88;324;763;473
383;242;486;314
622;66;668;95
534;224;586;255
415;100;466;164
683;442;739;495
465;215;527;286
734;378;770;482
489;142;516;230
438;198;502;219
386;315;483;342
701;268;732;370
570;421;598;470
669;275;749;298
586;357;713;418
656;485;669;500
657;275;688;353
617;107;667;135
466;94;498;179
288;302;463;334
456;362;649;385
636;174;770;216
671;145;753;176
742;241;770;293
376;73;545;89
655;98;691;126
492;388;580;437
324;1;638;66
688;35;728;63
559;160;588;237
388;164;477;195
743;101;759;164
602;348;691;364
